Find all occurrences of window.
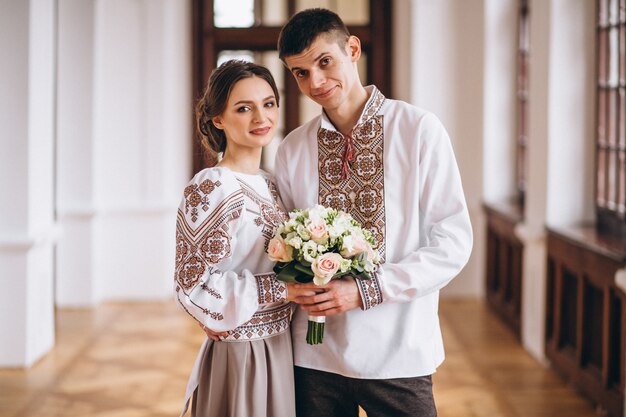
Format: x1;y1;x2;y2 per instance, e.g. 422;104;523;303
596;0;626;236
191;0;392;172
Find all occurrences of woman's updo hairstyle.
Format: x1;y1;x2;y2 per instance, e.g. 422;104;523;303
195;59;280;160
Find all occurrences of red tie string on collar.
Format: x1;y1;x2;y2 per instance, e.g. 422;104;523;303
341;133;355;180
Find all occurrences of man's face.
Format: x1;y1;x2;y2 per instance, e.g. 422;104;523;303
284;34;361;111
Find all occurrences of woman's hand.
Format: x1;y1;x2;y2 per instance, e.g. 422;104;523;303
286;281;325;302
198;323;229;341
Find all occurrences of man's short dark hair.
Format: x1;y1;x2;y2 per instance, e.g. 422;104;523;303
278;8;350;61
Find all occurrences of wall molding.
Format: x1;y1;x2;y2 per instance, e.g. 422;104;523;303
0;224;61;250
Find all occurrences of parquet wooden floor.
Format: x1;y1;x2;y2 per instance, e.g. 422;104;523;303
0;299;602;417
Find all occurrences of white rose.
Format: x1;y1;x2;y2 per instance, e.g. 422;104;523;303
339;258;352;273
285;235;303;249
296;224;311;240
302;240;318;263
340;234;370;258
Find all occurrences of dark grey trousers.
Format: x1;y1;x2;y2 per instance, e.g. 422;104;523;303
294;366;437;417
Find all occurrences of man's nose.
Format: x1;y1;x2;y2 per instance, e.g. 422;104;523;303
310;69;326;89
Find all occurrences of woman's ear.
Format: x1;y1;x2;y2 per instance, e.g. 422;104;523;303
212;116;223;130
347;35;362;62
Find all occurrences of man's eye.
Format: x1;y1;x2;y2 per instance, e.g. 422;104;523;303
321;57;331;65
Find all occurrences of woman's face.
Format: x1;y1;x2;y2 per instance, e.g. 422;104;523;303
212;76;279;153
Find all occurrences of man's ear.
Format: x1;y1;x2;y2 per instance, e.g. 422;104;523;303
347;35;362;62
212;116;223;130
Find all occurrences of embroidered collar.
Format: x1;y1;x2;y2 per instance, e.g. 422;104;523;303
318;85;386;180
319;85;386;133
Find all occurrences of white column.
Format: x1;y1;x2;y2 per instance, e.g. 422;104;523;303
91;0;191;301
520;0;595;361
482;0;517;204
544;0;595;227
0;0;57;367
55;0;97;307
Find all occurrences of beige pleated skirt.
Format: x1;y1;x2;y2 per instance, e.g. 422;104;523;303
186;330;295;417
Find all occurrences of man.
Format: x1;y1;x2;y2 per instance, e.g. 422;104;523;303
275;8;473;417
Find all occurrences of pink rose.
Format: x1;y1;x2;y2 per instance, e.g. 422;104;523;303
306;219;329;243
311;253;343;285
267;236;293;262
340;235;370;258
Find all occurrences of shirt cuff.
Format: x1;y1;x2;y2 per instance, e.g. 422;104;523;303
255;272;288;304
354;271;383;310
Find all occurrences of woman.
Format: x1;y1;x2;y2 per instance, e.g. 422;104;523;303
174;60;297;417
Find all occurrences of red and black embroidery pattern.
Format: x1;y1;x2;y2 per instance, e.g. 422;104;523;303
184;179;222;222
176;252;206;290
200;229;231;264
255;272;288;305
318;88;387;262
175;286;224;322
175;172;290;325
237;178;288;250
222;303;291;341
175;189;244;294
355;271;383;310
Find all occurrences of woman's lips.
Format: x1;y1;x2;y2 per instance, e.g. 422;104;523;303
250;126;271;135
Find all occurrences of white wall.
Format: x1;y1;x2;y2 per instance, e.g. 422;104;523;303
56;0;192;305
394;0;486;298
0;0;57;367
1;0;192;366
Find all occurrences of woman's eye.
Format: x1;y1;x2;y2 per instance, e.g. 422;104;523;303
296;70;307;78
265;101;276;108
237;106;250;113
321;57;331;65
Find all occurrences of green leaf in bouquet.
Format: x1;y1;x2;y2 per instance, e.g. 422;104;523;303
351;270;372;281
331;270;352;279
273;262;300;283
294;262;315;277
273;261;313;283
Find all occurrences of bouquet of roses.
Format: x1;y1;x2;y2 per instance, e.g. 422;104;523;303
267;204;380;344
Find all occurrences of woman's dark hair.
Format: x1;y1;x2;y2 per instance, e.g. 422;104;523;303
196;59;280;159
278;8;350;61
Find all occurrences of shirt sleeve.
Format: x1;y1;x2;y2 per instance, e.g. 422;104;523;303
355;113;473;309
174;169;287;331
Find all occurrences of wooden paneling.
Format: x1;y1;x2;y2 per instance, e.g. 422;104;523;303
484;202;524;338
546;227;626;417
